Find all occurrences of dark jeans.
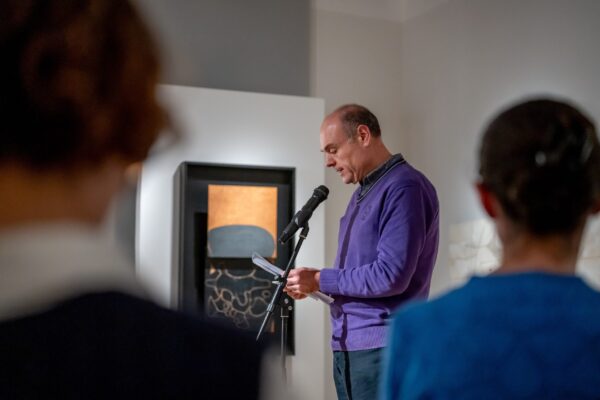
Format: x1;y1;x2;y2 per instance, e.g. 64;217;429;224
333;348;383;400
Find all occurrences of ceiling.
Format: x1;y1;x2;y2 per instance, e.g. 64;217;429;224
312;0;448;23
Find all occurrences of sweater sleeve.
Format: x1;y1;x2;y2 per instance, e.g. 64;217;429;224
319;184;429;298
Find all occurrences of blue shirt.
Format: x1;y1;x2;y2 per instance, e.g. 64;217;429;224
380;272;600;399
319;156;439;351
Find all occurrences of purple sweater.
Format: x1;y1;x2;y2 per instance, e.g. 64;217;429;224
319;157;439;351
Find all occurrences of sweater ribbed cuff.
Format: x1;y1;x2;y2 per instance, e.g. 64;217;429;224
319;268;340;295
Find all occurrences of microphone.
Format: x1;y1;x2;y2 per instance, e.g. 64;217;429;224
279;185;329;244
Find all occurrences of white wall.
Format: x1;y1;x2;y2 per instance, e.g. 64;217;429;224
399;0;600;295
136;0;310;95
137;85;327;399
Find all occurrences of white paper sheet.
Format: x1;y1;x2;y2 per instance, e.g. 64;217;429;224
252;252;334;305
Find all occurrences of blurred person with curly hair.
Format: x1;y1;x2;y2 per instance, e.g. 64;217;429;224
0;1;264;398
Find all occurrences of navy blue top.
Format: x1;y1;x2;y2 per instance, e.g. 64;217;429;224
0;291;264;399
380;272;600;399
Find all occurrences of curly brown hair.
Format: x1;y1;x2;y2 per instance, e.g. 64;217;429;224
0;0;166;170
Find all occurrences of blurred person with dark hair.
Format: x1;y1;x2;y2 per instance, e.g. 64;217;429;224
380;98;600;399
285;104;440;400
0;1;264;398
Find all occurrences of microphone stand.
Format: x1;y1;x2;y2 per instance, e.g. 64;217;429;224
256;223;310;382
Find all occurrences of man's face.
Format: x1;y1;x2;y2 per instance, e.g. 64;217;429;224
319;117;365;184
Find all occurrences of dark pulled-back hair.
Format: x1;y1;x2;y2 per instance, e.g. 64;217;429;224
0;0;166;170
333;104;381;138
479;98;600;235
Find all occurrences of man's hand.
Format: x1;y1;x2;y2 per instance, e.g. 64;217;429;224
284;291;308;300
283;267;320;300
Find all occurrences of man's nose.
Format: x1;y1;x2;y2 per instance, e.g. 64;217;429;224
325;154;335;167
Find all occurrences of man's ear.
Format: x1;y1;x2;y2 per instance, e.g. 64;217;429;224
476;182;498;218
356;124;371;146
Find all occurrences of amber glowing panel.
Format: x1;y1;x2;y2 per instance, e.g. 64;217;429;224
207;184;278;258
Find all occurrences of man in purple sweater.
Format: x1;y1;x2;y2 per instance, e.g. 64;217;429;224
285;104;439;400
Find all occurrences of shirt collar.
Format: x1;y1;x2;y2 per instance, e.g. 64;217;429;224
358;153;405;201
0;223;144;321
